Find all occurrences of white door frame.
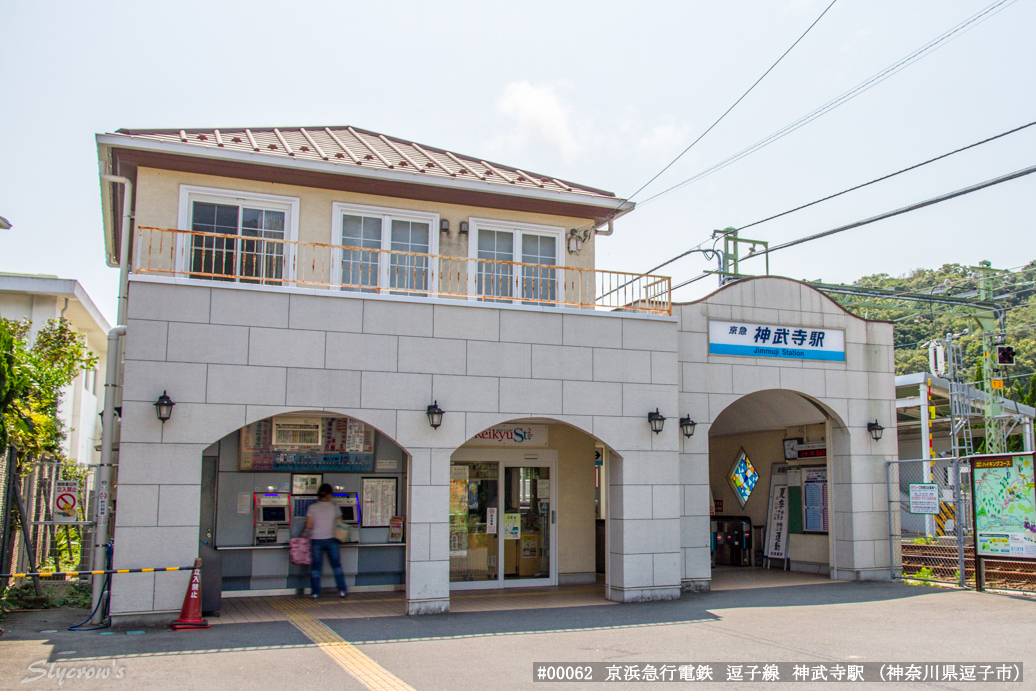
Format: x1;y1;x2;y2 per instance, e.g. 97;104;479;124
449;448;558;590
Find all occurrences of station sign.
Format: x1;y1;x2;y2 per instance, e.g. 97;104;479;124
708;320;845;362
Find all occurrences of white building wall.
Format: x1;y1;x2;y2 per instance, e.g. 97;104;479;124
112;277;680;617
676;277;898;586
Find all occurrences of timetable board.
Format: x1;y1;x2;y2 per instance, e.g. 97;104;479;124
802;467;829;533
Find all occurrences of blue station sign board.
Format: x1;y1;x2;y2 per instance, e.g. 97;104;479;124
708;320;845;362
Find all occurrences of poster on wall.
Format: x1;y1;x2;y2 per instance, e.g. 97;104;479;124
503;513;520;540
971;453;1036;560
802;467;829;533
362;477;397;528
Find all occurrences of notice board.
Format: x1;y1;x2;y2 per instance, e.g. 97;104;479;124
362;477;397;528
802;466;829;533
972;453;1036;560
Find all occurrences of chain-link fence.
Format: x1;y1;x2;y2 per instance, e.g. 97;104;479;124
888;457;971;587
889;457;1036;593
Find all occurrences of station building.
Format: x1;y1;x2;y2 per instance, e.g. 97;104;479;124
94;126;898;622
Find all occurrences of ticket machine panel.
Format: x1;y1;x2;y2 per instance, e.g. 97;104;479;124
331;493;360;542
254;493;291;545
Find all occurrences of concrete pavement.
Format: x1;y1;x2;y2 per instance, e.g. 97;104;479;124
1;573;1034;690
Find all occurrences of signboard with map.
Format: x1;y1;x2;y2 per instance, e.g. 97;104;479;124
971;453;1036;561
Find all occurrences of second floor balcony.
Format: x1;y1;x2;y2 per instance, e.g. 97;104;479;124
133;226;672;316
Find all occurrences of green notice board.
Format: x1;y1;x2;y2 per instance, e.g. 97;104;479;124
788;485;803;534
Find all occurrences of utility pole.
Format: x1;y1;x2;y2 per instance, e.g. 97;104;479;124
972;261;1007;454
712;227;769;286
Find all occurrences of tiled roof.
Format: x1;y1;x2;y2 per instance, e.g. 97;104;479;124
110;125;617;200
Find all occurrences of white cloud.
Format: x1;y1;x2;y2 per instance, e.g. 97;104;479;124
490;81;582;162
636;121;692;155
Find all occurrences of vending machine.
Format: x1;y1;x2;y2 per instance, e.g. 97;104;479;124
254;493;291;545
331;493;360;543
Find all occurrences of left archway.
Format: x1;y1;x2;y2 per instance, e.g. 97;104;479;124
195;409;410;608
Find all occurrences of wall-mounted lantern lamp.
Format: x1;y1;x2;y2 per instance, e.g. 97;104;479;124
648;408;666;434
426;401;445;430
867;420;884;441
679;416;696;438
440;219;450;233
154;391;175;423
459;221;469;235
567;229;583;254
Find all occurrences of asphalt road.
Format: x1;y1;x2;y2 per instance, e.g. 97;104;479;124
1;580;1034;690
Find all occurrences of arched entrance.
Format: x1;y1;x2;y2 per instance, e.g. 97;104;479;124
447;418;617;595
196;409;410;607
708;389;849;579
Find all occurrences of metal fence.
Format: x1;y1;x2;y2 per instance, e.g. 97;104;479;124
888;457;1036;593
887;457;970;588
134;226;673;316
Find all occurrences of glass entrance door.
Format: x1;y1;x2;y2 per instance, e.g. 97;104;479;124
502;465;551;581
449;456;556;589
449;462;499;583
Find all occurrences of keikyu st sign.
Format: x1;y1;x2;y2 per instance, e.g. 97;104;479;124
709;320;845;363
469;424;548;447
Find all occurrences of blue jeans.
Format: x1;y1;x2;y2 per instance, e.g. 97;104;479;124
310;538;346;595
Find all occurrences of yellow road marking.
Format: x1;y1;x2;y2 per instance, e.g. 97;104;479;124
270;598;415;691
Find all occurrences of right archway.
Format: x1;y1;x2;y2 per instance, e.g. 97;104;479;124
707;389;852;580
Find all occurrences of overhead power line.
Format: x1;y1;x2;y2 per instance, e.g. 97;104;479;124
644;119;1036;277
669;161;1036;293
620;0;838;207
637;0;1015;208
737;119;1036;232
753;162;1036;258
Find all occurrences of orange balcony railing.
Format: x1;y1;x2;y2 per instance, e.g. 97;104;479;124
134;226;671;316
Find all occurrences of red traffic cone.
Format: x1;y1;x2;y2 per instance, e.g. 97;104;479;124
170;558;210;630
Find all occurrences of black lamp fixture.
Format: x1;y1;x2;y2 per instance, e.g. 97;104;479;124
459;221;469;235
867;420;884;441
648;408;666;434
154;390;175;423
426;401;445;430
440;219;450;233
679;416;696;438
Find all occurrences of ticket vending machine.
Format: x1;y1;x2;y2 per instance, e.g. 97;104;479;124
331;493;360;543
254;493;291;545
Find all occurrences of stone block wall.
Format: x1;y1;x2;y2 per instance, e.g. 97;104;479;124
676;278;898;586
111;277;680;617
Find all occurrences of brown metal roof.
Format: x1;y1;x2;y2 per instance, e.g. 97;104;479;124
111;125;617;200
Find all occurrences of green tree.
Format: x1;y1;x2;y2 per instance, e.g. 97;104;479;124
1;318;98;462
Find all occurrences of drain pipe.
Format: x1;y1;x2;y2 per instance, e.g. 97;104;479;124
100;174;133;324
90;325;125;621
91;174;133;622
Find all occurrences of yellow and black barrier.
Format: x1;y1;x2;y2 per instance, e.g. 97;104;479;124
2;566;195;578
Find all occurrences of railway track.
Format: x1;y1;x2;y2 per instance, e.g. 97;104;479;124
902;541;1036;591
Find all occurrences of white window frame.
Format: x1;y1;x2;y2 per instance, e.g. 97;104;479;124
330;202;440;295
176;185;301;284
466;217;565;305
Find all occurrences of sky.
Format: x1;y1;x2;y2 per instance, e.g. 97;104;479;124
2;0;1034;325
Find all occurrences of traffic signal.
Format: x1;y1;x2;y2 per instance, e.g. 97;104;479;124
996;345;1016;365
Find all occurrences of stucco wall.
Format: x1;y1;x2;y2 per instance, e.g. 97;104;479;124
132;166;598;278
677;277;898;585
111;277;680;616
